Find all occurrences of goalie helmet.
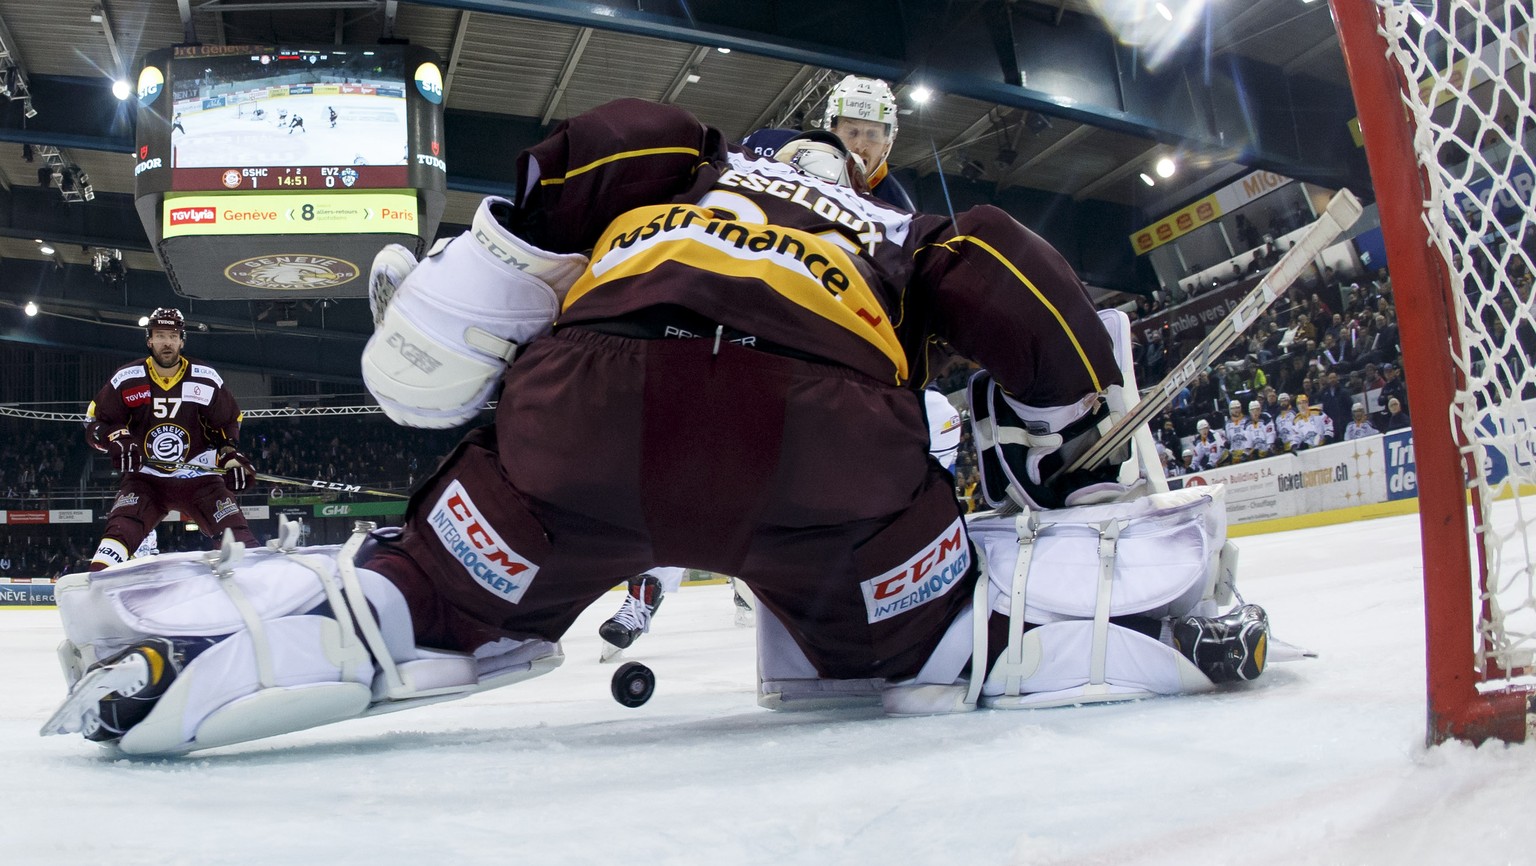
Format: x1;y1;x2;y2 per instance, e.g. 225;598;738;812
145;307;186;339
823;75;899;139
774;130;867;189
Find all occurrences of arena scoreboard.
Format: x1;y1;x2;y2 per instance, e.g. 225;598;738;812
133;44;447;300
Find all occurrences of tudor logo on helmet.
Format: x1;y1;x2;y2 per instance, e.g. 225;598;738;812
145;307;186;339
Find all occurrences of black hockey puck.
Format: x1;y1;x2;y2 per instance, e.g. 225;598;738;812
610;661;655;708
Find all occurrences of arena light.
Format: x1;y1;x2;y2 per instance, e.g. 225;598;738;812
24;301;38;316
716;47;730;53
1156;2;1174;20
111;79;130;100
138;315;149;327
1140;172;1156;186
1155;156;1177;178
909;85;932;104
37;241;54;255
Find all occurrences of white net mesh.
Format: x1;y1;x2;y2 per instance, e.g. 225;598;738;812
1376;0;1536;682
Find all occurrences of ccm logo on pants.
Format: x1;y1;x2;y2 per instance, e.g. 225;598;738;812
428;480;539;603
859;517;970;624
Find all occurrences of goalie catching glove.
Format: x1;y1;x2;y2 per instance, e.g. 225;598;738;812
362;196;589;428
217;446;255;491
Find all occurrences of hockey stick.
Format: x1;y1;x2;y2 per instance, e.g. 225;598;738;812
1054;187;1364;480
145;460;410;499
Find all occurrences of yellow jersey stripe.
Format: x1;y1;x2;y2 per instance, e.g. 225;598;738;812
146;357;189;391
931;235;1103;392
540;146;702;186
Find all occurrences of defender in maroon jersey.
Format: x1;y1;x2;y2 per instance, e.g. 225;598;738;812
84;308;258;569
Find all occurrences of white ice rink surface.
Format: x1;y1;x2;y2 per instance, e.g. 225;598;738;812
173;94;407;169
5;511;1534;865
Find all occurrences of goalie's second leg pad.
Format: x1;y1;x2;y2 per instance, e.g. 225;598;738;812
981;621;1213;708
966;487;1238;707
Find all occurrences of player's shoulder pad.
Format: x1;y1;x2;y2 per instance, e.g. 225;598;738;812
110;364;147;390
189;363;225;387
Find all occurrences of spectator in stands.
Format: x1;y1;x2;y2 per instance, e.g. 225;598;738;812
1319;370;1352;437
1380;396;1411;431
1259;386;1280;419
1293;312;1317;344
1191;419;1226;470
1379;363;1407;413
1192;370;1224;420
1155;417;1182;457
1344;403;1379;440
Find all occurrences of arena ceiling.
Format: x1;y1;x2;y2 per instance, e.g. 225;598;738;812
0;0;1363;383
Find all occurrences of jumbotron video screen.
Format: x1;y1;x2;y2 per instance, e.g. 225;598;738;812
133;44;446;300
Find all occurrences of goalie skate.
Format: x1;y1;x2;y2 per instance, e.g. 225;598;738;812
1173;604;1269;683
41;638;206;742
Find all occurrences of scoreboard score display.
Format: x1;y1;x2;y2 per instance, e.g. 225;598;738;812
134;44;446;300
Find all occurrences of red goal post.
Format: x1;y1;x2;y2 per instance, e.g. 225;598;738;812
1331;0;1536;745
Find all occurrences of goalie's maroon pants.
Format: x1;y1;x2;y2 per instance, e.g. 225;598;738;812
363;327;975;680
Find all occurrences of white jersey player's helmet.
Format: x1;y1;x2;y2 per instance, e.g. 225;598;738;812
774;130;866;189
823;75;899;139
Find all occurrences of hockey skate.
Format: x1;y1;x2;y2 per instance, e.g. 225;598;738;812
41;637;211;742
599;574;665;656
1173;604;1269;683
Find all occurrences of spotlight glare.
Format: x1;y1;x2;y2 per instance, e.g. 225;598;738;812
910;85;932;104
24;301;38;317
1155;156;1177;178
1156;2;1173;21
1139;172;1156;186
716;47;731;53
111;79;131;100
38;243;54;255
138;316;150;326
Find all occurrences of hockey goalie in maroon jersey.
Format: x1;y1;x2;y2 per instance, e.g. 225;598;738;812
83;307;258;571
44;100;1270;755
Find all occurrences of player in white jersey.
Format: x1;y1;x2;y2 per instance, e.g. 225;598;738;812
1190;419;1225;470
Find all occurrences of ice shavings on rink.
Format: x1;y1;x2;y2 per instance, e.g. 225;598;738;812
4;510;1534;865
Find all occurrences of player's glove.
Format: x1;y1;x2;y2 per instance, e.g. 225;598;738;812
217;447;256;491
103;427;141;474
361;195;589;429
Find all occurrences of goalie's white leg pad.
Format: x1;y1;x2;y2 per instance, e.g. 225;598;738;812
980;621;1214;709
755;603;882;710
54;549;336;674
968;486;1229;623
117;614;375;755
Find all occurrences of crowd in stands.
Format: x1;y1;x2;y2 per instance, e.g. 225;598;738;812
1146;266;1414;477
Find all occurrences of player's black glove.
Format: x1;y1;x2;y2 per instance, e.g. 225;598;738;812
218;447;256;491
104;427;141;474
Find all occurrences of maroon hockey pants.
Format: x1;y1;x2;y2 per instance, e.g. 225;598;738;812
368;328;976;681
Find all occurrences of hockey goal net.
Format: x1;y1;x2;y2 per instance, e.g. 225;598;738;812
1333;0;1536;744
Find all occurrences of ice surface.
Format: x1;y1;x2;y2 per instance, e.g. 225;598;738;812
173;94;408;169
5;511;1533;865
